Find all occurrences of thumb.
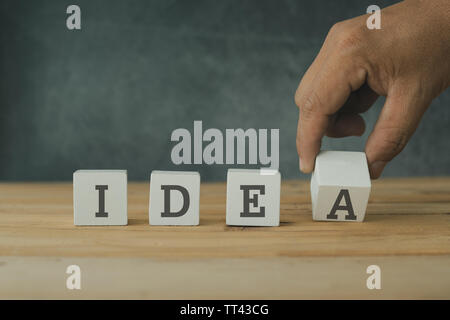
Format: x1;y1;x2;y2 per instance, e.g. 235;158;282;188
365;85;430;179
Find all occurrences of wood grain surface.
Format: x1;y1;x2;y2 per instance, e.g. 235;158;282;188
0;177;449;299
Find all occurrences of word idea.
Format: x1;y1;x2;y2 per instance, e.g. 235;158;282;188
72;150;370;227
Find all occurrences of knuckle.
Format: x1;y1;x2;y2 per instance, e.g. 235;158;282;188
328;21;346;37
337;30;362;51
329;22;364;53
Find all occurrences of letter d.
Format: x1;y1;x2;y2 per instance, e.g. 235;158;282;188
161;185;190;217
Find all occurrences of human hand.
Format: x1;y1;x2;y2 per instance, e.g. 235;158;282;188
295;0;450;178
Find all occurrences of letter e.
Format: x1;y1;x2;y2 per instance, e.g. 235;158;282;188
240;185;265;218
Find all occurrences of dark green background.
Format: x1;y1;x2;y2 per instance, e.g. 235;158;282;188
1;0;449;181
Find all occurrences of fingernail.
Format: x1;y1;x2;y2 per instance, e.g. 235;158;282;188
369;161;387;179
299;158;311;173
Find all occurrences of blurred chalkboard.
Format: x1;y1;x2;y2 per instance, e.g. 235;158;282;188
0;0;448;181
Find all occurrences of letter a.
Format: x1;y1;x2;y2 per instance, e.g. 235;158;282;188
366;265;381;289
66;5;81;30
171;128;192;165
66;265;81;290
366;5;381;30
326;189;357;220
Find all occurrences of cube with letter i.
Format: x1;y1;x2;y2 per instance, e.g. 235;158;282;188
73;170;128;226
149;171;200;226
310;151;371;222
226;169;281;226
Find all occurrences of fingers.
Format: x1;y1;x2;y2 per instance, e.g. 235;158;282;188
365;85;430;179
341;83;379;114
295;23;339;105
324;84;378;138
295;55;368;173
295;100;329;173
326;113;366;138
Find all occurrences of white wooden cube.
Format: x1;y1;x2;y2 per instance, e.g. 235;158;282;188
149;171;200;226
73;170;128;226
310;151;371;222
226;169;280;226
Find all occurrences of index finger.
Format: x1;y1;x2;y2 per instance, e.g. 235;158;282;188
295;54;367;173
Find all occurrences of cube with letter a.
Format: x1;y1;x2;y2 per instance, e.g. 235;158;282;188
310;151;371;222
226;169;280;227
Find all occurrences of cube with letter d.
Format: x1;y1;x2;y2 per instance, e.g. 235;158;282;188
73;170;128;226
311;151;371;222
226;169;280;226
149;171;200;225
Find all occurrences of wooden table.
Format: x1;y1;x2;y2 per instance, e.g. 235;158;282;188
0;178;449;299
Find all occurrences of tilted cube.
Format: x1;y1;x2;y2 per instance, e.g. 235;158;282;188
226;169;280;226
149;171;200;226
73;170;128;226
310;151;371;222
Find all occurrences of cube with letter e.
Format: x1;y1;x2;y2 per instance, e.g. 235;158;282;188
226;169;280;226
